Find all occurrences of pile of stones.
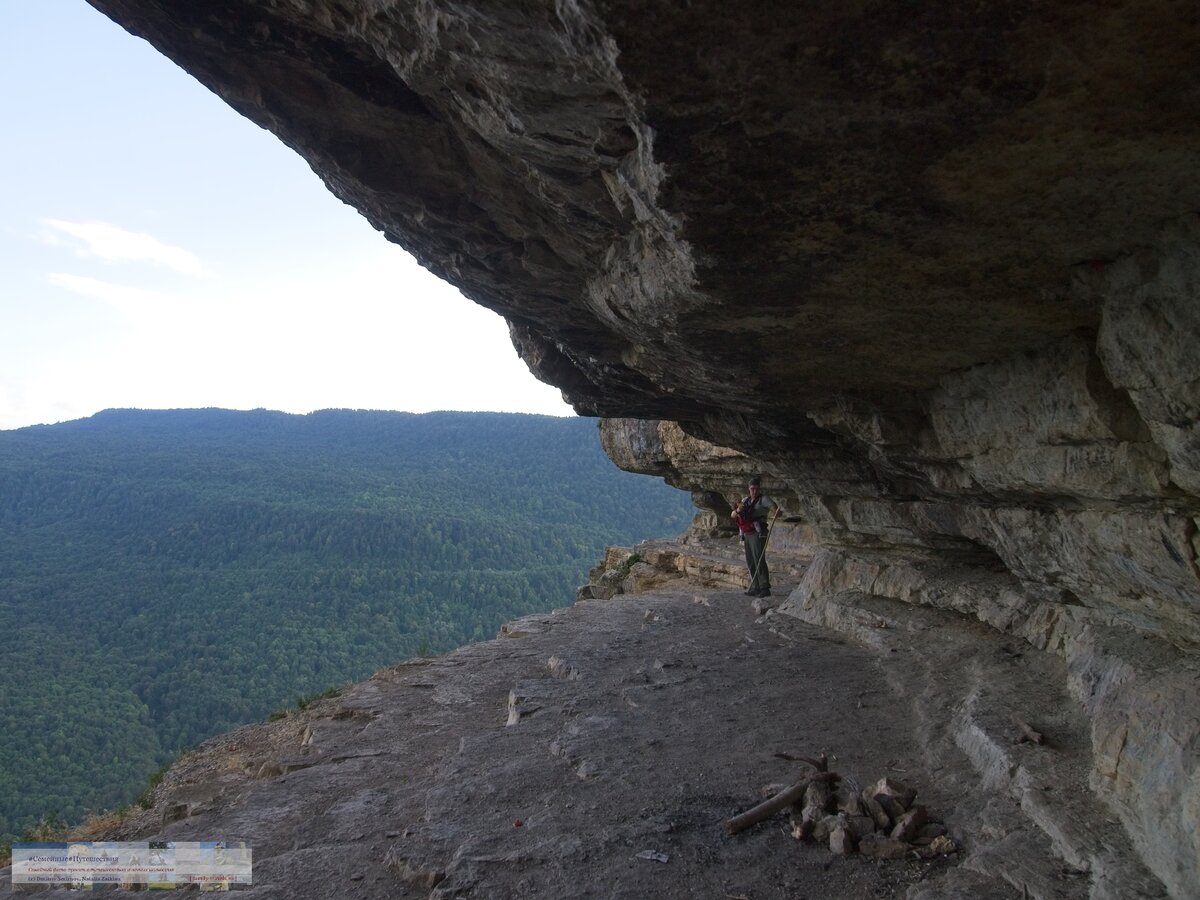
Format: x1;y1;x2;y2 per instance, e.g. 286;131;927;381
790;774;956;860
727;758;956;861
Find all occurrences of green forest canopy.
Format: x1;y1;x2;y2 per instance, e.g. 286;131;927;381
0;408;694;843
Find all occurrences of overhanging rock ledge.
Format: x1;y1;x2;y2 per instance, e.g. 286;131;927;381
83;1;1200;895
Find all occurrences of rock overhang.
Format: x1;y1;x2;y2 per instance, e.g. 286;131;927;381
84;0;1200;431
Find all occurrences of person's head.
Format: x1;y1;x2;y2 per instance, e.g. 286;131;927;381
748;476;761;497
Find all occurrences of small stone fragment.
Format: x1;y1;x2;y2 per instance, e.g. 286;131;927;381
751;596;777;615
794;778;835;841
857;834;912;860
875;794;906;822
1011;712;1045;745
928;834;957;855
803;778;833;815
829;825;854;855
847;815;877;840
788;802;819;840
869;777;917;811
890;805;928;842
914;823;947;844
505;690;524;726
579;582;620;601
862;792;891;829
834;784;864;816
635;850;669;863
813;813;846;843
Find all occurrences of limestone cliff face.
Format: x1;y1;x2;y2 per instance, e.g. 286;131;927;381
600;231;1200;896
83;1;1200;895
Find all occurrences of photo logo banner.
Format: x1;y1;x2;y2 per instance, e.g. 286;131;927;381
11;841;252;888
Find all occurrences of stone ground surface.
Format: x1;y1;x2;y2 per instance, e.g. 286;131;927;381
1;544;1166;898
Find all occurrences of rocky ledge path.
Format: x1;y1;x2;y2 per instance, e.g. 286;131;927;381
3;556;1165;899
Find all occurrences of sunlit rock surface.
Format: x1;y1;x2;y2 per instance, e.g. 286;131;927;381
83;1;1200;894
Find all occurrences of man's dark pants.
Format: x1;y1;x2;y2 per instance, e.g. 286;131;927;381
742;533;770;593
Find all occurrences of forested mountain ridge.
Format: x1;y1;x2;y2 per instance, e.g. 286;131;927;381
0;408;694;843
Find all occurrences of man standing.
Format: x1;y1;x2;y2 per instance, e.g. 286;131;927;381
732;476;775;597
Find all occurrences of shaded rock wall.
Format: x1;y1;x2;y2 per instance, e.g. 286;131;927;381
601;218;1200;895
83;1;1199;894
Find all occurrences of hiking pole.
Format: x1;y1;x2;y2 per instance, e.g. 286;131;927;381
749;505;782;592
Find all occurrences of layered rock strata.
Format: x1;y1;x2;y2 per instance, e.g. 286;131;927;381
82;1;1200;895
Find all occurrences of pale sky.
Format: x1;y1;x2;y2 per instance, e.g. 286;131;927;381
0;2;574;430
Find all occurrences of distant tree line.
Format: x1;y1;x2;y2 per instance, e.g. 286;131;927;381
0;408;694;842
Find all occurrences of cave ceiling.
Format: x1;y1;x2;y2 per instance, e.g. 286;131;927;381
82;0;1200;441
